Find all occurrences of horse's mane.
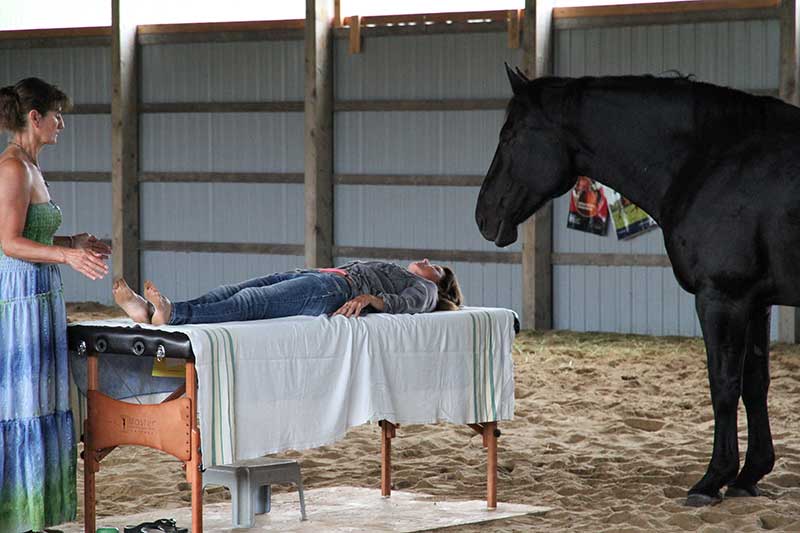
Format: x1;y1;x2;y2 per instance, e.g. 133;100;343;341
530;74;800;138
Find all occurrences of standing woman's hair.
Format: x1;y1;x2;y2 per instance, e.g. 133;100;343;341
0;77;71;132
435;266;464;311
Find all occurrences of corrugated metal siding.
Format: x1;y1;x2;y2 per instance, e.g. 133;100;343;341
139;113;303;173
0;46;112;104
137;41;306;303
552;19;781;338
335;32;523;99
1;48;112;303
141;41;304;102
335;185;517;253
334;32;523;318
141;182;303;243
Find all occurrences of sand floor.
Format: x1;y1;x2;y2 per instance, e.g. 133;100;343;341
66;304;800;532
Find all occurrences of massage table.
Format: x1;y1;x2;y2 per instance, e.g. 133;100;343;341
68;307;519;532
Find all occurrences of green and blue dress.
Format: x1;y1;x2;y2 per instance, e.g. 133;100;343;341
0;200;76;531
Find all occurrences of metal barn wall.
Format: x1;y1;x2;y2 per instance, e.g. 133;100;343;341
0;46;113;303
551;18;781;338
138;41;305;301
334;31;524;318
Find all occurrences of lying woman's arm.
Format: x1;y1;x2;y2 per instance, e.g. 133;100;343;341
379;282;437;314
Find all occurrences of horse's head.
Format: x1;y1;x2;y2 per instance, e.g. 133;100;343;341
476;66;577;246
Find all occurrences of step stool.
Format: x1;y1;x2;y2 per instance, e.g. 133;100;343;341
203;457;307;528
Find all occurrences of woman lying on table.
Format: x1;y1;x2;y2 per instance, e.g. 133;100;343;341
113;259;463;325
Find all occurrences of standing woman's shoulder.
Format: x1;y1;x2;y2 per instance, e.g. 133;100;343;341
0;156;32;197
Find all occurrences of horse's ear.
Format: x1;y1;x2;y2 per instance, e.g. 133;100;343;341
505;63;527;96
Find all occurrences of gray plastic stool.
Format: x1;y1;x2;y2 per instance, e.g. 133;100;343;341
203;457;307;528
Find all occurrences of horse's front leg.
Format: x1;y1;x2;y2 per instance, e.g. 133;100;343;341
727;305;774;497
687;290;749;507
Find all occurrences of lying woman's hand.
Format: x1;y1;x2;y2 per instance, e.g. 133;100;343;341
332;294;384;317
61;246;109;280
72;233;112;260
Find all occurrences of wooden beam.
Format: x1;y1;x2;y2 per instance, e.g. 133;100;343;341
778;0;799;343
334;174;483;187
140;101;303;113
45;172;110;182
553;0;778;19
136;241;519;264
337;98;507;111
349;15;362;54
551;253;671;268
139;241;304;255
111;0;140;291
70;103;112;114
0;26;111;48
305;0;335;268
554;6;778;30
139;172;303;183
137;20;304;45
333;246;521;264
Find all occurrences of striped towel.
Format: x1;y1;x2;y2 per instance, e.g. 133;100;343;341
70;306;516;467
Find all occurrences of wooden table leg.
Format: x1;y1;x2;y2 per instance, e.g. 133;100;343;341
84;353;99;533
485;422;497;510
380;420;396;497
186;361;203;533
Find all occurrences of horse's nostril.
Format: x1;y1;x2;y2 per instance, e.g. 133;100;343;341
476;213;485;229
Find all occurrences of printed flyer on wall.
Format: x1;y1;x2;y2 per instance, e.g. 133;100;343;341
604;187;658;240
567;176;609;236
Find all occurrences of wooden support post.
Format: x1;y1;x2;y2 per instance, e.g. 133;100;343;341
508;9;522;49
305;0;335;268
521;0;554;330
111;0;140;290
83;354;99;533
349;15;362;54
778;0;799;343
380;420;396;497
334;0;342;27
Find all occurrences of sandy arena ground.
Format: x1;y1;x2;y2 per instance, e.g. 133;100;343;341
67;303;800;532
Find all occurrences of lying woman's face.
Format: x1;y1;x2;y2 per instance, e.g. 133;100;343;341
408;258;444;283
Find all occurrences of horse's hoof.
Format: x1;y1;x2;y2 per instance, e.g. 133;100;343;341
726;484;761;497
685;492;722;507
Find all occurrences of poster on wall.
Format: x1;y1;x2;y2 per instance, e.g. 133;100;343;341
605;187;658;240
567;176;609;235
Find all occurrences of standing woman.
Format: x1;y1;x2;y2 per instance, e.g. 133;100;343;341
0;78;110;532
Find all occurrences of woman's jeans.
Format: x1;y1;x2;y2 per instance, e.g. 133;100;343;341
168;271;353;325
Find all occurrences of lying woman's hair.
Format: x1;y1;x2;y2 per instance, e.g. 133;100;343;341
0;77;71;133
435;266;463;311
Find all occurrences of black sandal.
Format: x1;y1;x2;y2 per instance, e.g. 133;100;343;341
123;519;187;533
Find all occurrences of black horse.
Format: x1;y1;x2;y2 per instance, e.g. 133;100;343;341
476;66;800;506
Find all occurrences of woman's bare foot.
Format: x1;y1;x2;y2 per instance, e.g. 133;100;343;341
112;278;151;323
144;280;172;326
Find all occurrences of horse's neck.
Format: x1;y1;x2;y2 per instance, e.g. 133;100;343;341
567;83;696;223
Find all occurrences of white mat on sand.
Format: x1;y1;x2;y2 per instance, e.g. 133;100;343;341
61;487;549;532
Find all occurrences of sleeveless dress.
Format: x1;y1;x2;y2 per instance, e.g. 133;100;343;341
0;201;76;531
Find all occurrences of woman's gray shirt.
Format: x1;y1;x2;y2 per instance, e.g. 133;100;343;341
337;260;438;314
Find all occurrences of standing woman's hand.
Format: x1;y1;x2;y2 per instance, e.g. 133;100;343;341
61;244;109;280
71;232;111;260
